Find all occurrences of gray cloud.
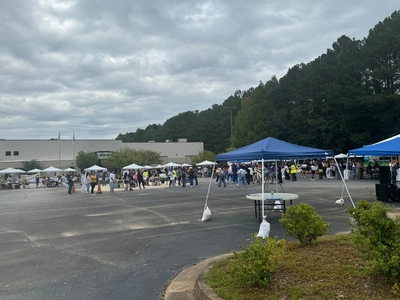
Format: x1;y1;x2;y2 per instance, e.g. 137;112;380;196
0;0;398;139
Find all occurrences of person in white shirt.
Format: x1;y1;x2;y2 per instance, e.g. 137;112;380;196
81;172;88;193
326;162;332;179
109;171;116;192
311;163;317;181
248;166;254;184
301;163;308;178
237;167;247;188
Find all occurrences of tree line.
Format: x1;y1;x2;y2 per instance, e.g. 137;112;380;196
117;11;400;155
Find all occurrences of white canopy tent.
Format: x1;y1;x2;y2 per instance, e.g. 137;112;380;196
154;164;164;169
196;160;216;166
41;166;62;173
84;165;107;171
163;162;181;168
123;163;143;170
27;168;42;173
64;167;78;172
182;163;192;167
0;167;25;174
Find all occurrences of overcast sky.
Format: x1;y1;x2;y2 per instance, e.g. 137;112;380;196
0;1;398;141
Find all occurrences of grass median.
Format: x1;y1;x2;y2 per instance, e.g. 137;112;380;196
206;233;398;300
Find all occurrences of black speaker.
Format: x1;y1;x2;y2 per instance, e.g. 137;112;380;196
379;166;391;184
376;184;390;202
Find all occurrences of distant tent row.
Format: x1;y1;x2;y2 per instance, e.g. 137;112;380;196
0;166;78;174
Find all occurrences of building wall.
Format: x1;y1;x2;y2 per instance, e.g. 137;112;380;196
0;139;203;169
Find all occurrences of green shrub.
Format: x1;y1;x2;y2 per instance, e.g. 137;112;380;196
346;200;400;284
279;202;330;245
231;235;285;287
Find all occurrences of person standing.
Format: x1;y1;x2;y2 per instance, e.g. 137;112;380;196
90;171;97;194
143;170;149;186
284;163;290;180
264;164;270;184
194;168;198;185
311;163;316;181
176;168;182;186
188;167;194;187
173;168;177;185
35;175;40;188
301;162;308;179
248;165;254;184
215;165;221;184
218;166;227;187
129;171;134;190
181;168;187;188
138;170;146;189
123;171;130;191
231;163;238;184
318;161;324;181
81;172;88;193
85;172;90;192
66;172;73;194
277;164;283;184
290;163;297;181
358;163;364;179
109;171;116;192
227;165;232;182
168;168;175;187
270;164;276;184
237;167;247;188
326;162;332;179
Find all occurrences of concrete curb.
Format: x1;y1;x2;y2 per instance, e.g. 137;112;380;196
164;254;232;300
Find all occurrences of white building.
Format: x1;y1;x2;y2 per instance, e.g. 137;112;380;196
0;138;203;169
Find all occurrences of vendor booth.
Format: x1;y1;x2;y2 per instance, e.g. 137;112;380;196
214;137;333;236
349;134;400;202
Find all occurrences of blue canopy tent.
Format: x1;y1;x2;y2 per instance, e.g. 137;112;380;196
348;134;400;156
212;137;334;238
216;137;333;161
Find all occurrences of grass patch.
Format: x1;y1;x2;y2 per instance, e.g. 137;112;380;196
206;234;399;299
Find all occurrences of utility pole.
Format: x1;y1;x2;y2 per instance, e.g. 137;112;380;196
225;107;236;149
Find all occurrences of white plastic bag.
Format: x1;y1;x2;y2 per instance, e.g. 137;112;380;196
201;205;211;221
335;198;344;205
273;200;282;210
256;219;270;239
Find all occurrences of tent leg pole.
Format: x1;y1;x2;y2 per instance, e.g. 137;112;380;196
204;163;216;208
261;159;265;219
334;157;355;208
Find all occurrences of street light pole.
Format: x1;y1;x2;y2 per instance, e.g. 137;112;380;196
225;107;236;149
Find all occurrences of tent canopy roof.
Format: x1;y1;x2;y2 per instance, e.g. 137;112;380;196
42;166;62;172
349;134;400;156
84;165;107;171
123;163;143;170
163;162;181;168
216;137;333;161
0;167;25;174
196;160;216;166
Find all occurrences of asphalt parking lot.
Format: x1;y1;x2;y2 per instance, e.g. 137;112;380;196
0;177;396;300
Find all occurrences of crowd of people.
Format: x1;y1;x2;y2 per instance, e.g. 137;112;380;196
77;166;204;194
211;159;378;187
69;158;384;195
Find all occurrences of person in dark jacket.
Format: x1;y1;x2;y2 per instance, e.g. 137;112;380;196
188;167;194;187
